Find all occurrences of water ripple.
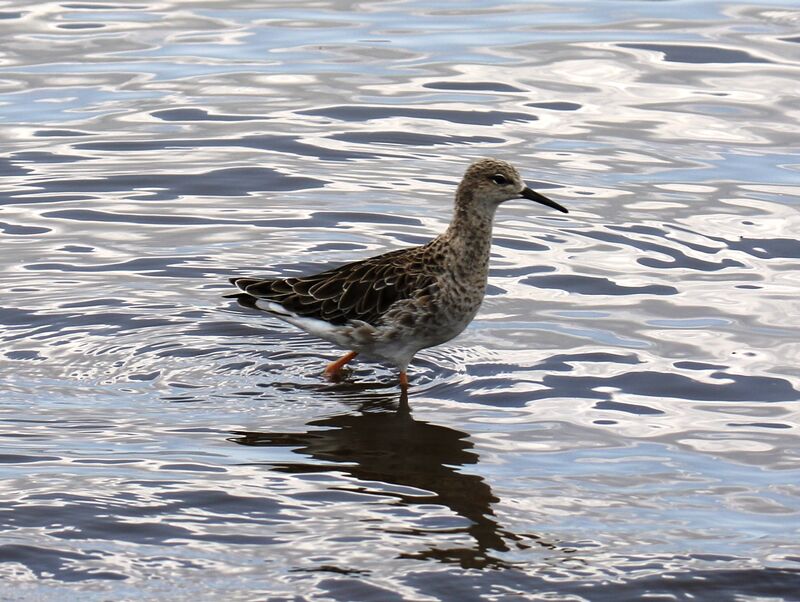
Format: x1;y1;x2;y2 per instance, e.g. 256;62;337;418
1;0;799;599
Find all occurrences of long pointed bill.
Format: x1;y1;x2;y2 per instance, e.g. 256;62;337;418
520;186;568;214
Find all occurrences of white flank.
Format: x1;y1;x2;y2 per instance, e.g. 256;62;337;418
255;299;342;341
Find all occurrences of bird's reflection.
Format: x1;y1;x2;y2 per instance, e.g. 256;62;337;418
229;390;551;569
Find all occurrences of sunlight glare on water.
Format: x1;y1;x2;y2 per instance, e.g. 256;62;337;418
1;0;799;599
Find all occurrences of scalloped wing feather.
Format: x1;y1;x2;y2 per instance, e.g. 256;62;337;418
238;248;437;326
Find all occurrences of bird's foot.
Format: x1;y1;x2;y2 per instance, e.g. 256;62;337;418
323;351;358;381
399;371;409;392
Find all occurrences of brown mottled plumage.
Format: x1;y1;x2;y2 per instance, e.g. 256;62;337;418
229;158;568;391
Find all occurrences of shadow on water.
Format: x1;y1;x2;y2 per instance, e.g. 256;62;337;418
228;390;557;569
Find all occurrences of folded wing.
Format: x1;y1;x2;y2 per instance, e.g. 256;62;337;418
230;248;437;326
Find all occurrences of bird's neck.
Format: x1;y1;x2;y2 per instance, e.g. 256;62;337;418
442;191;497;275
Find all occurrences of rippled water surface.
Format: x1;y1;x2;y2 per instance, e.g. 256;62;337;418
2;0;800;599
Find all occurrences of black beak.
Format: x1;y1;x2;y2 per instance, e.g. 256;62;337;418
520;186;568;214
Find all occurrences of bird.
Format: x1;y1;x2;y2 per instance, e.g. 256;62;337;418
228;158;568;392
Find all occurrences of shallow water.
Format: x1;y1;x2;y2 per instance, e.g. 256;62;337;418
1;0;799;599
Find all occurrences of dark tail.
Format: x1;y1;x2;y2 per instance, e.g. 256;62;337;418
227;277;264;309
224;292;260;309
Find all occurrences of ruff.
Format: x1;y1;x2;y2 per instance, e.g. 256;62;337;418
229;158;568;392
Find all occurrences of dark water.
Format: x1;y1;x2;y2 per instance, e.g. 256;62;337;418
1;0;799;600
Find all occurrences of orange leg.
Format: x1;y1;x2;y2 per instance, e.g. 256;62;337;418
324;351;358;380
399;371;409;392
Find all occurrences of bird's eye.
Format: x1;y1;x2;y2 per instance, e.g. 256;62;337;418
491;174;508;185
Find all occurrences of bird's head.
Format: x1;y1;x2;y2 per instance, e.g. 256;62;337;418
458;158;568;214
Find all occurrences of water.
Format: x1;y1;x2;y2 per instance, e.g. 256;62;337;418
1;0;799;599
